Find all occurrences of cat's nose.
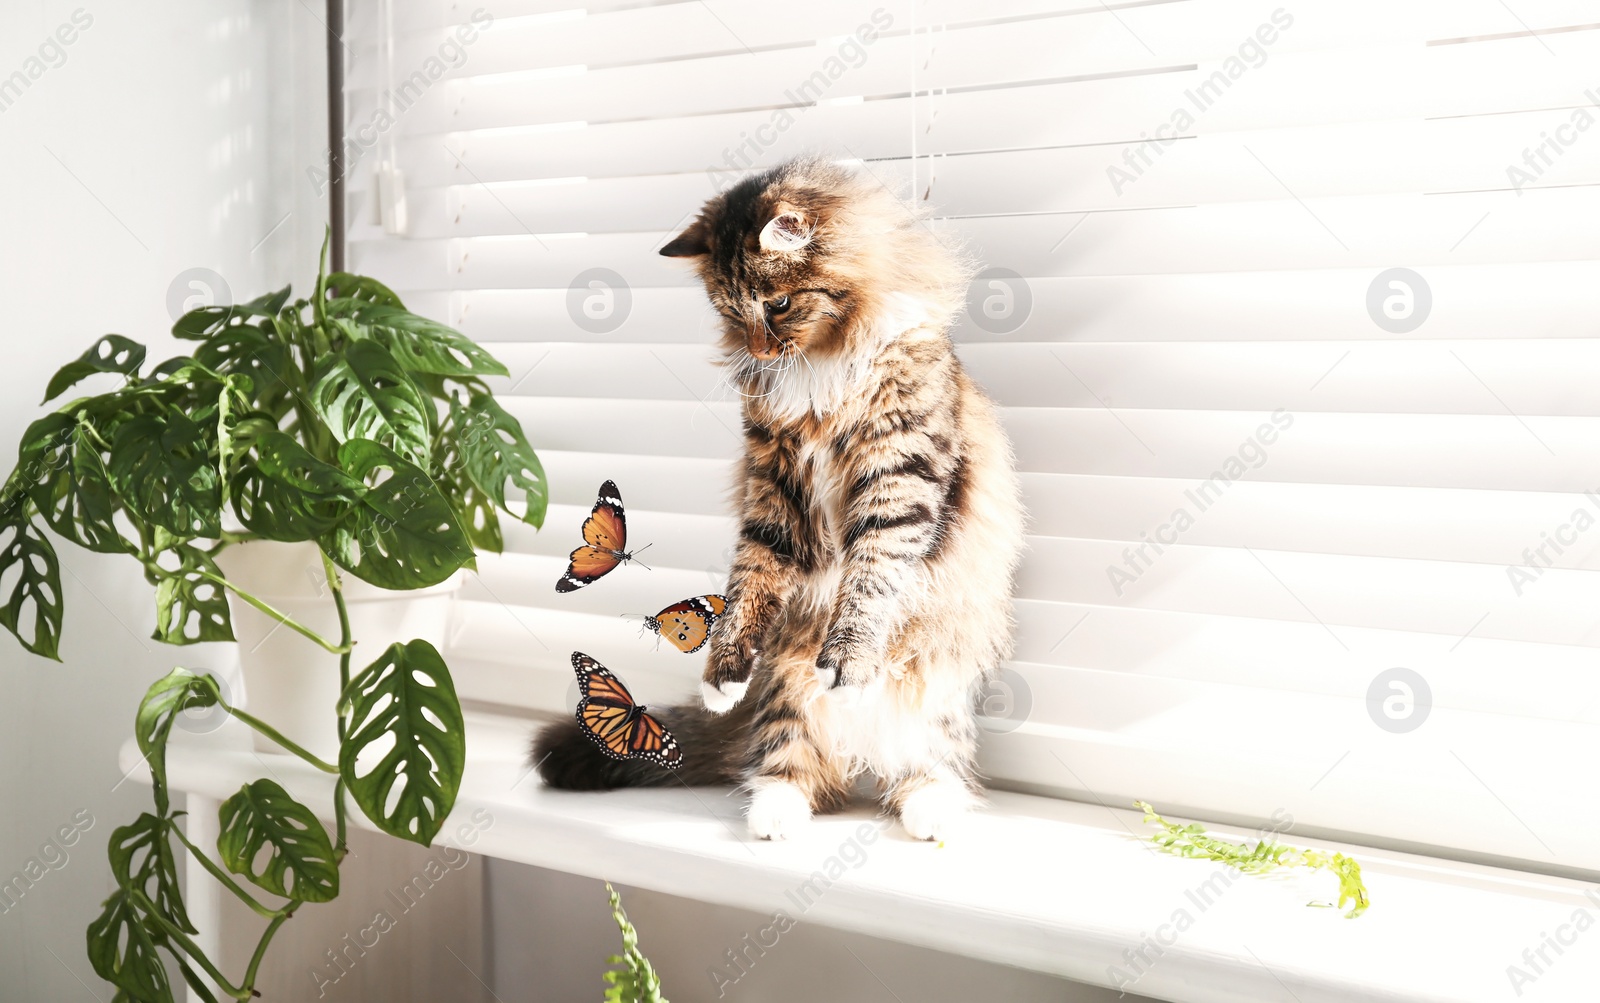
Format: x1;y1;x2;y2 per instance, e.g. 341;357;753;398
747;327;781;359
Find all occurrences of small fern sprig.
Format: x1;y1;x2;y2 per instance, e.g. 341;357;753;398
1135;802;1370;918
603;883;669;1003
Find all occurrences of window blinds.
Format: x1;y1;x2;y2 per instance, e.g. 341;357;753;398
343;0;1600;875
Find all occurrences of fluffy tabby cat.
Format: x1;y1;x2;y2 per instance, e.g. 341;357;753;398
534;157;1025;841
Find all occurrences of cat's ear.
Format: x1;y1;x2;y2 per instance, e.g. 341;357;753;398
660;218;710;257
759;205;812;253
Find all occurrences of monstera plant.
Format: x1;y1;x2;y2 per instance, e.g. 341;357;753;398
0;240;545;1001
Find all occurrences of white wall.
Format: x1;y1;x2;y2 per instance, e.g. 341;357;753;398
0;2;323;997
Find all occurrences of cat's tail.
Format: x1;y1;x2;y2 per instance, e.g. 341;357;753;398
531;701;748;790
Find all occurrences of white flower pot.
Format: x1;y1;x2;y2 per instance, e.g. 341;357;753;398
214;540;462;762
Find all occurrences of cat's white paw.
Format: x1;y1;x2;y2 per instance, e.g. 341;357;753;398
747;781;811;840
899;781;977;842
701;679;748;714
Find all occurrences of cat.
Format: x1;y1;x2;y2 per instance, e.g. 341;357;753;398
533;156;1026;841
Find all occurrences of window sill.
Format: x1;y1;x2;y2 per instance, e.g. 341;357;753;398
125;711;1596;1003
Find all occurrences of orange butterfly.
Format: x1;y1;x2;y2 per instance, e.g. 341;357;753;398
571;651;682;768
555;480;649;593
643;594;728;654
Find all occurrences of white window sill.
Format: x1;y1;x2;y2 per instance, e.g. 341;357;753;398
125;712;1597;1003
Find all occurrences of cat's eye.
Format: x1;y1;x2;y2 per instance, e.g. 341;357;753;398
767;294;791;315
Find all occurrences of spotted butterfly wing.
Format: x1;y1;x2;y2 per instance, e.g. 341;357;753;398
571;651;682;768
645;594;728;654
556;481;632;593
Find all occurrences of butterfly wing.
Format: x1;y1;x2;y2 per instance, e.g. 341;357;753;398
647;595;729;654
555;481;628;592
570;651;682;768
572;652;639;760
582;480;627;552
628;710;683;768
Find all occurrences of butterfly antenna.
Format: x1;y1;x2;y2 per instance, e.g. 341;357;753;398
630;542;654;570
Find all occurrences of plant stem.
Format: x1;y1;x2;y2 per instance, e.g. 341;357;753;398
170;825;284;920
243;912;291;991
324;550;354;858
218;701;339;774
131;889;250;1000
199;570;352;654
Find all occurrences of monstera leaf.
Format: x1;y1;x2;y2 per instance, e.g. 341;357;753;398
43;334;146;403
109;813;194;935
217;779;340;903
136;669;222;813
324;272;404;308
24;416;129;555
336;302;507;378
229;428;363;542
151;544;233;645
438;463;502;553
194;322;298;419
311;339;432;466
109;412;221;539
319;439;473;589
172;285;291;340
0;514;62;660
340;640;465;845
87;889;174;1003
451;392;547;529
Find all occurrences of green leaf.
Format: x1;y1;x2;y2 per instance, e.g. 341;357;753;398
194;323;298;420
441;463;502;553
451;393;547;529
0;515;63;660
320;439;474;589
217;779;340;903
87;889;174;1003
311;339;433;467
325;272;404;308
172;285;290;340
109;413;221;539
151;543;234;645
230;429;363;542
43;335;146;403
340;640;465;845
136;669;221;814
109;814;195;935
27;418;129;555
335;303;508;378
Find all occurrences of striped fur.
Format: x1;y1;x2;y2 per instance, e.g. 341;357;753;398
535;158;1026;840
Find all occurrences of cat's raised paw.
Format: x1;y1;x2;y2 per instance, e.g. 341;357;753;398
747;781;811;840
701;679;748;714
